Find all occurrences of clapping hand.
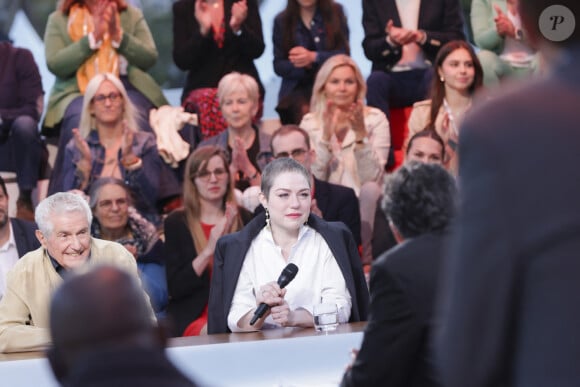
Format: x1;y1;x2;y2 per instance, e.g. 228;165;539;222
288;46;316;68
385;19;423;46
92;0;111;42
230;0;248;33
493;5;516;38
195;0;213;36
72;128;92;188
346;101;366;141
322;101;340;142
207;202;238;251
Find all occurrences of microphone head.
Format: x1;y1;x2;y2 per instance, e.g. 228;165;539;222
277;263;299;288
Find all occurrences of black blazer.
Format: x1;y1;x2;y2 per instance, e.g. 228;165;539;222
164;208;253;337
207;212;369;334
11;218;40;257
436;47;580;387
362;0;464;71
172;0;265;102
342;231;448;387
314;178;361;246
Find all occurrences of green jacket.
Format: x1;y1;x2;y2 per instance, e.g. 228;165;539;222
43;5;168;130
471;0;507;53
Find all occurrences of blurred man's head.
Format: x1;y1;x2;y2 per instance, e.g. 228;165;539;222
382;162;457;241
48;265;163;382
270;125;315;171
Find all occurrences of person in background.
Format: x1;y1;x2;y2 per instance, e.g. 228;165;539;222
207;157;369;334
268;124;361;246
58;73;179;225
89;177;168;316
48;265;198;387
0;34;45;220
44;0;168;195
0;192;153;353
370;129;446;271
300;54;389;264
173;0;265;105
362;0;465;120
435;1;580;386
342;161;457;387
199;72;269;212
0;176;41;299
165;145;252;337
273;0;349;125
407;40;483;174
471;0;537;86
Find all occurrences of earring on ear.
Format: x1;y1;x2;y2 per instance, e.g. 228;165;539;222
265;208;270;228
440;76;445;82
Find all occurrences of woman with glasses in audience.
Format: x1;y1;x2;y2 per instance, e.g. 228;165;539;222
207;157;369;334
89;177;168;316
299;54;390;264
59;73;172;225
164;145;252;337
43;0;167;195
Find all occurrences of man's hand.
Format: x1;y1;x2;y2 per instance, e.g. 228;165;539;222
493;5;516;38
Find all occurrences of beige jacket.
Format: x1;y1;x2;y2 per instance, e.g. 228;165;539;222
0;238;150;353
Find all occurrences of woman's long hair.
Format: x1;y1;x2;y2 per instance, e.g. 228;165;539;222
59;0;128;14
280;0;349;55
78;73;138;138
309;54;366;115
427;40;483;131
182;145;243;252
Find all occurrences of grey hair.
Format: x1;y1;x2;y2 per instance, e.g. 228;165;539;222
35;192;93;236
260;157;311;198
217;72;260;107
88;177;132;210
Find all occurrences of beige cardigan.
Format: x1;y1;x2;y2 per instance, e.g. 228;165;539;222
0;238;150;353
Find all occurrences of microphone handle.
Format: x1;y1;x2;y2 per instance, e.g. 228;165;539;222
250;302;269;325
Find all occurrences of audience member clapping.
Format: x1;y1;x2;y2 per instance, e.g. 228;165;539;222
300;54;389;264
164;145;252;337
57;73;180;225
273;0;350;124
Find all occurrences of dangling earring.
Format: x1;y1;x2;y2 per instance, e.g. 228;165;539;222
265;208;270;228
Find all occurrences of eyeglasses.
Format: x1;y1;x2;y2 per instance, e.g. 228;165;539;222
274;148;308;160
92;92;122;104
194;168;228;181
97;197;129;210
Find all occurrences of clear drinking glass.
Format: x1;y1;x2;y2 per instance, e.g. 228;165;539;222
313;302;339;333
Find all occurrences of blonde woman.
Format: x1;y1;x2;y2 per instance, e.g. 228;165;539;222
300;54;390;263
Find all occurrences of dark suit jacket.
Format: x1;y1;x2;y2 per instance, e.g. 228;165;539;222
164;208;253;337
11;218;40;257
207;212;369;334
342;231;447;387
314;178;361;246
172;0;265;102
436;47;580;387
362;0;464;71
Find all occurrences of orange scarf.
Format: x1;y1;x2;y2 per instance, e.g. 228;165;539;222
67;4;120;94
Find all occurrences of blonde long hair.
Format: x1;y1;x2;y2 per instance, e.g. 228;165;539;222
183;145;243;252
78;73;139;138
309;54;367;117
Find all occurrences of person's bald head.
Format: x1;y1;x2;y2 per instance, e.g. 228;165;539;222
49;265;159;364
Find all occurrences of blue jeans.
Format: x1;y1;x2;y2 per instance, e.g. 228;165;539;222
138;262;168;318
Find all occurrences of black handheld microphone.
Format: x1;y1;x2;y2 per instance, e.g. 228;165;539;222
249;263;299;325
